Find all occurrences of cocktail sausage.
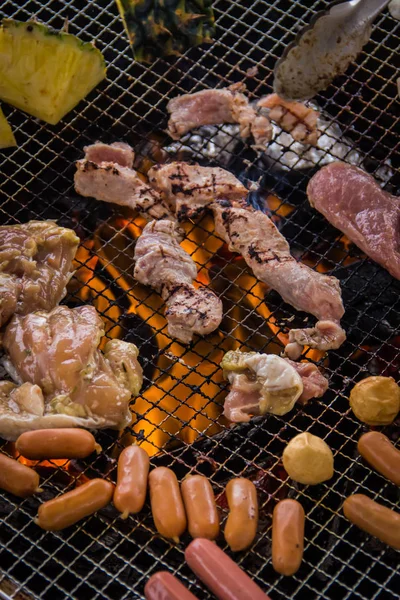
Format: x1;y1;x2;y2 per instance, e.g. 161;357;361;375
181;475;219;540
16;428;101;460
36;479;114;531
272;499;305;575
114;445;150;518
358;432;400;486
0;452;41;498
343;494;400;549
224;478;258;551
149;467;187;542
145;571;198;600
185;538;271;600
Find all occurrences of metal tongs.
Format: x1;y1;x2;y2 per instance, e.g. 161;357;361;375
273;0;391;100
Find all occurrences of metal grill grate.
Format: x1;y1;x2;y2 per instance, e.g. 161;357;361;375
0;1;399;599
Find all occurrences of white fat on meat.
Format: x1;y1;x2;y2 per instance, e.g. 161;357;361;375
148;161;248;221
167;87;272;146
134;220;222;343
0;306;143;440
213;203;346;356
221;350;328;423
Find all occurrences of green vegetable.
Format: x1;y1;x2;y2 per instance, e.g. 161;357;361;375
0;19;106;125
116;0;215;62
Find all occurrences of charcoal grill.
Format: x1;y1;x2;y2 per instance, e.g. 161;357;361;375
0;0;399;599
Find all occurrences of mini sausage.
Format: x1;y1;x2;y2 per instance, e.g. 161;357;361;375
358;431;400;486
185;538;271;600
343;494;400;550
0;452;41;498
224;478;258;551
114;445;150;518
149;467;187;542
181;475;219;540
144;571;198;600
16;428;101;460
272;499;305;576
36;479;114;531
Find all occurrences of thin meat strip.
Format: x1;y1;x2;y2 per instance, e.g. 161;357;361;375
307;162;400;280
74;143;171;220
258;94;320;145
134;220;222;343
213;202;345;358
148;161;248;220
167;86;272;146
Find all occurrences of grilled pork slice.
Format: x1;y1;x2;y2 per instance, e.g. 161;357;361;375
74;142;171;220
134;220;222;343
83;141;135;168
0;306;142;440
221;350;328;423
213;203;345;358
0;221;79;328
307;162;400;280
167;87;273;146
148;162;248;221
258;94;320;145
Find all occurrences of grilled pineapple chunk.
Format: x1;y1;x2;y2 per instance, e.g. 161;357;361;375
0;20;106;125
0;107;16;149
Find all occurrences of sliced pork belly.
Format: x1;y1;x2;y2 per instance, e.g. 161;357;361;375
75;159;171;220
221;350;328;423
307;162;400;280
213;203;345;358
258;94;320;145
134;220;222;343
167;87;272;146
83;141;135;168
0;306;143;440
148;162;248;220
0;221;79;327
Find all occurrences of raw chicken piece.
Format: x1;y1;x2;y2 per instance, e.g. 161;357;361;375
134;220;222;343
74;149;171;220
213;203;345;357
286;320;347;362
221;350;328;423
258;94;320;145
0;221;79;327
307;162;400;280
167;87;272;146
148;162;248;220
0;306;143;440
83;141;135;168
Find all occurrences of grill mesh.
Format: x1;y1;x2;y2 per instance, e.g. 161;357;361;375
0;1;399;599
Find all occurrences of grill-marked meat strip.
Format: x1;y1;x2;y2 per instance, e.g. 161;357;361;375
1;306;143;440
213;202;345;357
167;87;272;146
148;161;248;221
134;220;222;343
83;141;135;168
307;162;400;280
258;94;320;145
75;159;171;220
0;221;79;328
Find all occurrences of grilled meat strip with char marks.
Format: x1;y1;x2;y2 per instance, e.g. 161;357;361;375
74;143;171;220
213;203;345;358
148;162;248;221
307;162;400;280
258;94;320;146
134;220;222;343
167;87;273;146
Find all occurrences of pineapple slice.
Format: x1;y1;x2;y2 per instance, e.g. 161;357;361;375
116;0;215;63
0;107;16;149
0;20;106;125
